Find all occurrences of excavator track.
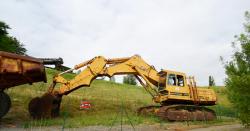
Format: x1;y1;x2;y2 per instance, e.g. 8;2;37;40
138;105;216;121
137;105;161;115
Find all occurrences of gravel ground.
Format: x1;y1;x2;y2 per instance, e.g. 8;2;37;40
0;124;248;131
1;125;166;131
189;124;248;131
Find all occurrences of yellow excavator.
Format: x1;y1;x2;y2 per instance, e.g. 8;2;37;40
28;55;217;121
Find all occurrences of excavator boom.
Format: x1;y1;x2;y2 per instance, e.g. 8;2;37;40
49;55;160;97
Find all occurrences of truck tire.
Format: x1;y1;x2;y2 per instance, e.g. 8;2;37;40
0;91;11;118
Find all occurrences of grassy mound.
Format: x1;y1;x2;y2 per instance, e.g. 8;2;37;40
4;68;159;127
2;68;237;128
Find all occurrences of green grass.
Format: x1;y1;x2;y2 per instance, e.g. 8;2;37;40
3;68;238;128
209;86;237;118
4;68;158;127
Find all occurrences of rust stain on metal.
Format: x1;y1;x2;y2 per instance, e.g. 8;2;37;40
156;105;216;121
138;105;216;121
0;51;47;90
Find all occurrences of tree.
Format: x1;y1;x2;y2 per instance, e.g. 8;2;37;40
0;21;26;54
123;75;137;85
208;75;215;86
224;11;250;128
109;76;116;82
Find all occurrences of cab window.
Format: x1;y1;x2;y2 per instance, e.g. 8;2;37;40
168;74;176;86
177;75;184;87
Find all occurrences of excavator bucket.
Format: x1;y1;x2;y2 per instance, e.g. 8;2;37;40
28;92;62;119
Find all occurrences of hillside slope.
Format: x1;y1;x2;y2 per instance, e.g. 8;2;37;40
3;68;157;127
2;68;236;128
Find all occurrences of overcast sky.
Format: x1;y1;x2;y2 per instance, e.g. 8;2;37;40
0;0;249;85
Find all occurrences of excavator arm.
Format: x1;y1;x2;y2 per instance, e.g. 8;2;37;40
29;55;164;118
48;55;162;97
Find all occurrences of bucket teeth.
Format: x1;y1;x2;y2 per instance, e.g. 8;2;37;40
28;93;61;119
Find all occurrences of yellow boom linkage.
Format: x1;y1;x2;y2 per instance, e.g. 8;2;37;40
29;55;217;121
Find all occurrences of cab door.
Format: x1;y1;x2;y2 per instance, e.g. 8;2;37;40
166;73;190;100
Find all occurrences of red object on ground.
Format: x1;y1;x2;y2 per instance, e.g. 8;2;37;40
80;101;91;110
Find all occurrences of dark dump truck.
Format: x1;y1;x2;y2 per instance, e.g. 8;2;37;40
0;51;47;118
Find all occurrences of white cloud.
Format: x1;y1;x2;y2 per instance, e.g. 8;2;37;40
0;0;249;85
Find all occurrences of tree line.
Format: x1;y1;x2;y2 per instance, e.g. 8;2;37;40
0;21;26;54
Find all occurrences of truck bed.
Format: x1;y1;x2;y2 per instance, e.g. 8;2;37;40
0;51;46;90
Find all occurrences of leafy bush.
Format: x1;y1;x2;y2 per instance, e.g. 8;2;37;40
223;11;250;128
123;75;137;85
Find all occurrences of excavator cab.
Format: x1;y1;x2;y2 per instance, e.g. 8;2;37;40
157;70;190;101
156;70;216;107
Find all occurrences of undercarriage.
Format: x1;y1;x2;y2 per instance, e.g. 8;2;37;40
138;105;216;121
